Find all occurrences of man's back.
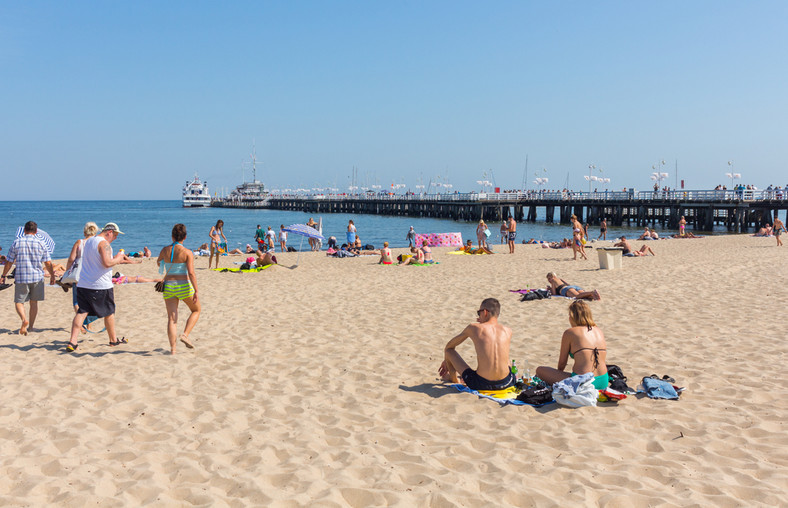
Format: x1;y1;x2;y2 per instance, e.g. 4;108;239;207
468;321;512;381
79;235;112;290
8;236;48;283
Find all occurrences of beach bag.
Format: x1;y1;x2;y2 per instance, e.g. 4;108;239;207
61;240;83;284
240;262;252;270
516;383;552;404
607;365;635;393
483;228;491;238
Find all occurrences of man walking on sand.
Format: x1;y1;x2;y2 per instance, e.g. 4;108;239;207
0;221;56;335
65;222;140;352
507;216;517;254
438;298;515;390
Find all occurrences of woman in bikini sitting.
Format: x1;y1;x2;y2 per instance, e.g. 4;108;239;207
535;300;609;390
546;272;601;300
378;242;394;264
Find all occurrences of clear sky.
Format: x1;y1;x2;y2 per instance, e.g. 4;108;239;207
2;1;786;200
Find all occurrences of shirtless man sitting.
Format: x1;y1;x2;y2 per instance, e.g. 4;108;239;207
614;236;655;256
438;298;516;391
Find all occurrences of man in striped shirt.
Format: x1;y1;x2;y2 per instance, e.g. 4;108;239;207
0;221;56;335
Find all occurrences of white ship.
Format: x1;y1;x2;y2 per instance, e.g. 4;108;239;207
182;174;211;207
220;147;270;207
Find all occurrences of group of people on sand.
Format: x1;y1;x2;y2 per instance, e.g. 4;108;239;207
754;217;786;246
1;220;200;355
439;298;609;392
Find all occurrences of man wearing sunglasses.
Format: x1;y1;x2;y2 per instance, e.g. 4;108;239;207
438;298;515;391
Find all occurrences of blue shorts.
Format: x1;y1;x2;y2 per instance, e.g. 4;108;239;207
461;369;515;391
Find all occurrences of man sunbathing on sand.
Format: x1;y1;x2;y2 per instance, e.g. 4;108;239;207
438;298;516;391
614;236;655;256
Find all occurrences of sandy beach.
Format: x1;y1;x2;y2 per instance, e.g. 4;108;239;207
1;233;786;506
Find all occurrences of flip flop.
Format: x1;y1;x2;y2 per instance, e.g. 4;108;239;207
109;337;128;346
65;342;78;352
662;375;676;384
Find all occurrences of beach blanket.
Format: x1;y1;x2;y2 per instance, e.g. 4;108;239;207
409;262;439;266
212;264;273;273
452;384;555;407
415;233;463;248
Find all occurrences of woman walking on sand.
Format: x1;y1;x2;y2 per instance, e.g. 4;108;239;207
158;223;200;355
279;225;288;252
208;220;226;269
571;215;587;260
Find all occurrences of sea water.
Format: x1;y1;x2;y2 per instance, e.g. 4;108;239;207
0;200;695;259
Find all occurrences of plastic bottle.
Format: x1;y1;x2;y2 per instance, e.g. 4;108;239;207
522;359;531;384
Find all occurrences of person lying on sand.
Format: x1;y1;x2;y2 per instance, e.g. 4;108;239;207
671;232;700;238
546;272;601;300
112;273;162;284
438;298;516;391
614;236;655;256
255;250;277;266
543;238;572;249
754;225;773;237
457;240;494;254
536;300;609;390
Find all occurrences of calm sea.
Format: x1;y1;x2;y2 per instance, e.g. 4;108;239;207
1;200;696;259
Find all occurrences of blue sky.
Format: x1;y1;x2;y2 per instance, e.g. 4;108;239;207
1;1;786;199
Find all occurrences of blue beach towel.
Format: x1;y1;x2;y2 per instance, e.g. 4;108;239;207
452;384;555;407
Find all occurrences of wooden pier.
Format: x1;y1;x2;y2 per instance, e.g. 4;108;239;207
212;189;788;232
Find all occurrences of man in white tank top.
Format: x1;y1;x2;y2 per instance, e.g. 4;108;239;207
65;222;140;352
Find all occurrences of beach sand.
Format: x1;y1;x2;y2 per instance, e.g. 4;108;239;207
1;234;786;506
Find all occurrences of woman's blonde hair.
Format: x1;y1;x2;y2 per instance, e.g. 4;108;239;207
83;222;99;237
568;300;595;330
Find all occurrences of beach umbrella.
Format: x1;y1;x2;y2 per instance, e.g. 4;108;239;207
15;226;55;254
282;223;325;267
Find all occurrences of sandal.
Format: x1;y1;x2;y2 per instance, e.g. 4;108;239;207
109;337;128;346
65;342;78;352
662;375;676;384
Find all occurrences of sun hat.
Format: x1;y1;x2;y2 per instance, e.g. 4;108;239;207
103;222;125;234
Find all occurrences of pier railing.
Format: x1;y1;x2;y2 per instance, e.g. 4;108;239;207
265;189;786;203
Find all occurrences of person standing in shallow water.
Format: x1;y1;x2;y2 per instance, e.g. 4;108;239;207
598;218;607;240
158;223;200;355
406;226;415;247
347;220;357;246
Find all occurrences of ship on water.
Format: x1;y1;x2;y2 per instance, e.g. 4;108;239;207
182;174;211;207
213;147;270;208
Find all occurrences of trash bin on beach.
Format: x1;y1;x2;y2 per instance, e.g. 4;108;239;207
597;247;623;270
